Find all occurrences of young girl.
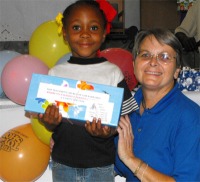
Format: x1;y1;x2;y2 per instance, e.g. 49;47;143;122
39;1;138;181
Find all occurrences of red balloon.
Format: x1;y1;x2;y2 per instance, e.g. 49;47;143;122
1;55;49;105
0;123;50;182
99;48;138;90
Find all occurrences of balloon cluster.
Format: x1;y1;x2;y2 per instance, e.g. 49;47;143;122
0;20;71;181
0;20;71;104
177;67;200;91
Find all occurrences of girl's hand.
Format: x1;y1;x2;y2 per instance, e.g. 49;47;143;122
117;115;135;163
85;118;114;138
50;137;55;153
38;104;62;131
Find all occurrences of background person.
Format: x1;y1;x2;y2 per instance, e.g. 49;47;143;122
175;0;200;52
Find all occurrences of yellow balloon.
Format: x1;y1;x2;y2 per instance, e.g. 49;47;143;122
0;124;50;182
31;118;53;145
29;20;71;68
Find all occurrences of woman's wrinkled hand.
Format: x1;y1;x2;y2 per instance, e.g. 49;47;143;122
117;115;135;163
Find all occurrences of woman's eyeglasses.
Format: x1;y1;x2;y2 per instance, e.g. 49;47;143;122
137;51;176;65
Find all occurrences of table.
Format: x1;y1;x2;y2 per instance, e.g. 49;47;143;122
183;91;200;106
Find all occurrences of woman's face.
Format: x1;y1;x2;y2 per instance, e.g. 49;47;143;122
134;35;180;91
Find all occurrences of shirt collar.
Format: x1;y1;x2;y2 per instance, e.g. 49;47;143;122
68;56;107;65
135;83;180;114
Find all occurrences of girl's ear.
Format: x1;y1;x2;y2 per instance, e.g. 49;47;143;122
174;68;181;79
62;28;67;41
102;37;106;43
102;28;107;42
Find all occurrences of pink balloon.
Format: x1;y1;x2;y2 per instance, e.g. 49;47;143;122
1;55;49;105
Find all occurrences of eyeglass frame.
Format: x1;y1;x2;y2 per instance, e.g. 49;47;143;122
136;50;177;65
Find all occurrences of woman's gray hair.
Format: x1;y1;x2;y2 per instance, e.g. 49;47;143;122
132;28;183;68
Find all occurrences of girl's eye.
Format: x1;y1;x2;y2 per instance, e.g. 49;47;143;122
72;25;80;31
90;26;98;31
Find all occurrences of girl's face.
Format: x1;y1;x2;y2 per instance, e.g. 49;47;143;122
63;5;106;59
133;35;180;92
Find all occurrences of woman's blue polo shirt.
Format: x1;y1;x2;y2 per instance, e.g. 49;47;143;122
115;84;200;181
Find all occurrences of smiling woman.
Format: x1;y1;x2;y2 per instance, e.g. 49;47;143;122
114;28;200;182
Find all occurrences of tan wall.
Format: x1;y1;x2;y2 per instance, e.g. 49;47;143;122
140;0;180;31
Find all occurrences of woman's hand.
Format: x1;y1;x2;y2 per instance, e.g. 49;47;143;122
117;115;135;164
117;115;176;181
85;118;115;138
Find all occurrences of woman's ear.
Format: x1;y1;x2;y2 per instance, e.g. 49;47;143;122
174;68;181;79
133;60;137;75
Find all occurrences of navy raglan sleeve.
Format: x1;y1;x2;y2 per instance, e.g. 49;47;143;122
118;79;139;115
